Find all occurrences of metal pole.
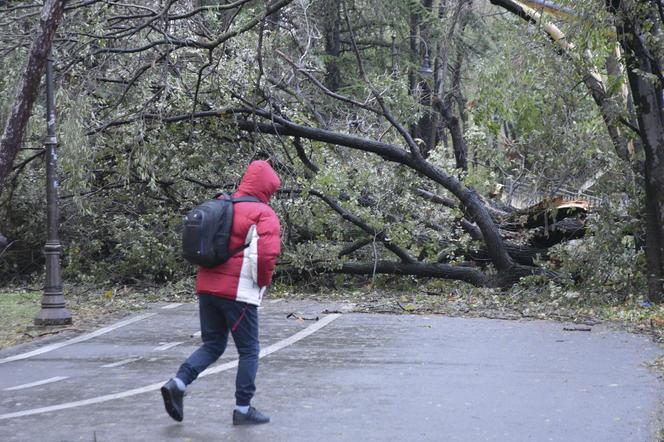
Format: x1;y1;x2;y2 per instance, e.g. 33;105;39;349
35;50;71;326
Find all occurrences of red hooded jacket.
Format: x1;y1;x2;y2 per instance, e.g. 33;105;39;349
195;161;281;305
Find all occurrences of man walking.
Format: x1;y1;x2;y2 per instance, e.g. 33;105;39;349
161;160;281;425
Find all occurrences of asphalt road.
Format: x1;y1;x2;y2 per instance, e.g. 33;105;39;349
0;299;662;441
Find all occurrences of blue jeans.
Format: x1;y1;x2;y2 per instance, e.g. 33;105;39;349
176;294;259;406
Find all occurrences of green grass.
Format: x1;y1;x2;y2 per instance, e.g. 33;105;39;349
0;281;196;350
0;289;42;349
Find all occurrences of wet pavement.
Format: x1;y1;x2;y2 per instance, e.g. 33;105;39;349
0;299;662;441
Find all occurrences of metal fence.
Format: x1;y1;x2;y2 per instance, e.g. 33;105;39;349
504;179;603;209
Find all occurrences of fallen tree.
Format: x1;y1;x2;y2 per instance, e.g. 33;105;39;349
88;99;596;287
0;0;609;290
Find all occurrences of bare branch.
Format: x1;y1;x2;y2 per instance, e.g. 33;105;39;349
167;0;254;21
275;49;381;114
341;0;424;159
292;137;320;173
283;188;418;264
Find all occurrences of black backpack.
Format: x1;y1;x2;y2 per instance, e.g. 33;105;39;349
182;193;261;268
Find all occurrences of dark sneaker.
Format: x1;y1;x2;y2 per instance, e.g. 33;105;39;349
233;407;270;425
161;379;184;422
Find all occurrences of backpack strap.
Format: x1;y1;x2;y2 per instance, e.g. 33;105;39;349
212;193;262;204
217;193;264;258
228;242;252;257
231;196;262;203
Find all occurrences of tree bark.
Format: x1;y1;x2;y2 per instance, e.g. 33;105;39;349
435;0;471;171
334;261;488;286
0;0;65;193
321;0;342;92
610;0;664;302
410;0;439;157
438;103;468;170
0;0;66;193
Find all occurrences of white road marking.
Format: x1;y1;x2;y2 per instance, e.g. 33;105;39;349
161;303;183;310
0;313;156;365
101;357;142;368
191;331;201;338
152;342;184;352
254;314;339;359
3;376;68;392
0;314;340;420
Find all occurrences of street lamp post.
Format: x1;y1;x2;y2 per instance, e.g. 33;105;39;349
391;33;434;79
35;50;71;326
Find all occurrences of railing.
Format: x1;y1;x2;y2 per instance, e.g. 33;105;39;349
504;179;603;209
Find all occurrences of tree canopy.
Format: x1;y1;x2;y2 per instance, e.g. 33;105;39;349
1;0;662;303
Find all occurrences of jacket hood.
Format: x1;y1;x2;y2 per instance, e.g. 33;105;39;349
235;160;281;203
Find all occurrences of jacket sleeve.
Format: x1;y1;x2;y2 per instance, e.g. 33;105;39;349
256;207;281;287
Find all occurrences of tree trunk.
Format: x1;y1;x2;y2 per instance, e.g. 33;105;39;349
0;0;66;193
410;0;439;156
439;104;468;170
612;1;664;302
334;261;488;286
322;0;342;92
436;0;471;171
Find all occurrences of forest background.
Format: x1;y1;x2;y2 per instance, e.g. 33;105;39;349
2;0;664;346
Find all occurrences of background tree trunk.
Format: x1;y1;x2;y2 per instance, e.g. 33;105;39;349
322;0;342;92
612;0;664;302
0;0;66;192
